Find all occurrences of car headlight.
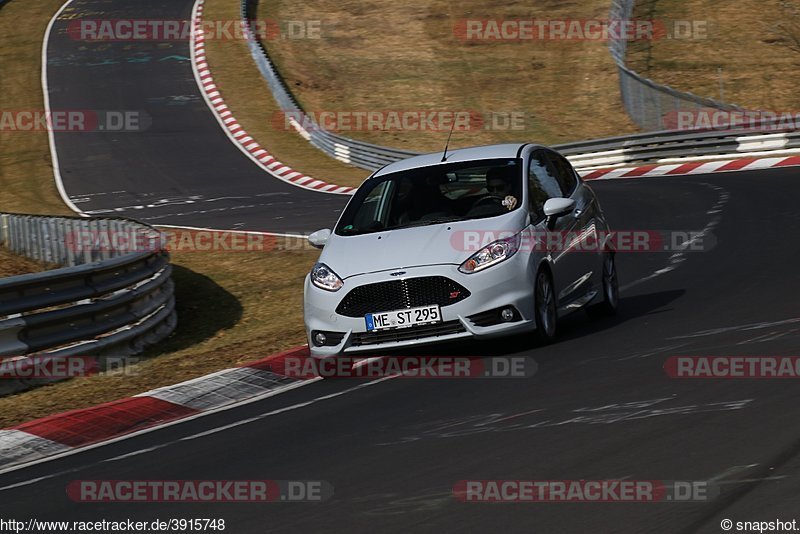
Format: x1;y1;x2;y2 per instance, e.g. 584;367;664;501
311;262;344;291
459;233;521;274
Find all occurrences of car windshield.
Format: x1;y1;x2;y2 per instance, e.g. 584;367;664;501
336;158;522;236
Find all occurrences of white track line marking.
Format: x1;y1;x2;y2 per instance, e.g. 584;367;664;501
42;0;84;216
0;375;397;486
188;0;355;196
0;377;318;476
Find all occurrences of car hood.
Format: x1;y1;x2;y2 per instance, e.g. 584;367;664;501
319;211;528;279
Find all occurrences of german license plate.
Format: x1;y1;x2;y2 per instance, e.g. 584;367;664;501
365;305;441;331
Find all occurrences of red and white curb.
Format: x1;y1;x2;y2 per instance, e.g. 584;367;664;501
0;346;317;473
579;155;800;181
190;0;356;195
189;0;800;195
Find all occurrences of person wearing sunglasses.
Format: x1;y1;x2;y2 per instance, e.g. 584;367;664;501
484;167;518;210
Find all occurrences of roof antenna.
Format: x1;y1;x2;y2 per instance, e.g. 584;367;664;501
441;116;457;162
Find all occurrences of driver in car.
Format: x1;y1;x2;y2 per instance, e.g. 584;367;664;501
485;167;518;210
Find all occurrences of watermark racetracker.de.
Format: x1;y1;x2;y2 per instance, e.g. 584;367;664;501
0;355;141;379
273;110;530;133
274;355;537;379
67;480;334;502
453;479;718;502
0;110;149;132
67;19;322;41
665;356;800;378
61;228;716;254
453;19;708;41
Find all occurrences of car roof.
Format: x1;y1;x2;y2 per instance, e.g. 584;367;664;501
373;143;546;177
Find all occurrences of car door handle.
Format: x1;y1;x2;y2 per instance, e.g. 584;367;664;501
573;208;583;218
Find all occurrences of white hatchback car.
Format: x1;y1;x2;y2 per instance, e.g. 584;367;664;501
304;143;617;359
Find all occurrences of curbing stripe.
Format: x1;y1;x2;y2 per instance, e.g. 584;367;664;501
191;0;800;197
0;430;70;470
0;346;316;471
776;155;800;167
716;158;758;172
13;396;198;448
140;366;301;412
190;0;357;196
579;155;800;181
242;346;317;378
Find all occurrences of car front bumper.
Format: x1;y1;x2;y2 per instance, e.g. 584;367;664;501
304;254;537;358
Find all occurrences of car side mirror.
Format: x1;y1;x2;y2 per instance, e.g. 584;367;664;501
308;228;332;249
543;198;576;228
543;198;575;218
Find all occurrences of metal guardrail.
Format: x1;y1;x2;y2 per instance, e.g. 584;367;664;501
241;0;800;175
0;213;176;396
609;0;741;131
240;0;416;170
556;125;800;170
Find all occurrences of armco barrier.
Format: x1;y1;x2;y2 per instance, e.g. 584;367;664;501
240;0;416;170
608;0;740;131
240;0;798;174
0;213;176;396
556;126;800;170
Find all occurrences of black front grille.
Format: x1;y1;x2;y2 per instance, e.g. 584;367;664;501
350;320;466;346
336;276;470;318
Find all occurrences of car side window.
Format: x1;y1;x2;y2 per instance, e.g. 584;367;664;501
351;180;394;230
544;151;578;197
528;151;562;222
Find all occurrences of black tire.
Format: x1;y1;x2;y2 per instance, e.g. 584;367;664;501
587;252;619;318
534;268;557;343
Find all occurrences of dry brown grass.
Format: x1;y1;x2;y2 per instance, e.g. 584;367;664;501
0;0;74;216
0;247;48;278
0;0;787;427
202;0;370;188
626;0;800;111
0;0;316;427
253;0;638;150
0;247;317;428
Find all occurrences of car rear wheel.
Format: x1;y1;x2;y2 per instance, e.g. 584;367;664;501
534;269;557;343
587;252;619;318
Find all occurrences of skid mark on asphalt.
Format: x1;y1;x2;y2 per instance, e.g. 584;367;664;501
0;375;397;492
669;317;800;340
705;464;776;486
615;342;690;361
353;491;455;516
621;182;729;292
80;192;291;215
628;325;800;366
736;328;800;345
136;202;313;222
70;190;130;202
376;397;753;446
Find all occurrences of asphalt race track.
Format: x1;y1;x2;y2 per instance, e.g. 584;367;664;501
46;0;349;232
6;0;800;532
4;169;800;532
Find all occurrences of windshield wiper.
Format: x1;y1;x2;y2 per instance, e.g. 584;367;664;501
401;216;469;228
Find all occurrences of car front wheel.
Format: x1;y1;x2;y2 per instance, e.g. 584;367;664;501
534;269;557;343
587;252;619;318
